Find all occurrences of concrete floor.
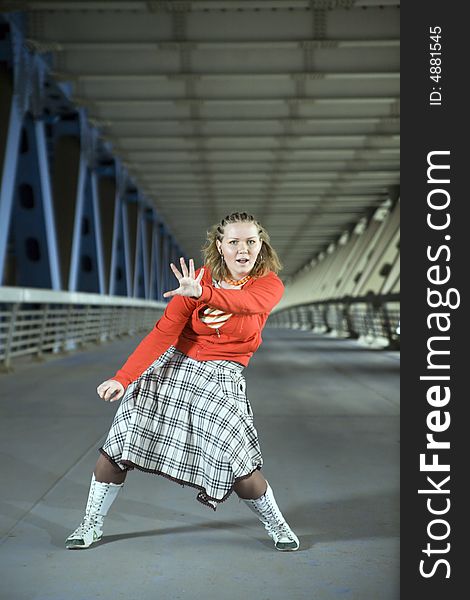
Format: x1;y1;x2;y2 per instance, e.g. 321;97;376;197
0;328;399;600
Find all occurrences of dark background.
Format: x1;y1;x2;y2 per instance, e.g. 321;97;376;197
401;2;467;597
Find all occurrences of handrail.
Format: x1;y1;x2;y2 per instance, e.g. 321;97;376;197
268;293;400;349
0;286;166;308
0;287;166;370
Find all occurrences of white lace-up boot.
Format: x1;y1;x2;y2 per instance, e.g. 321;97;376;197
243;481;299;551
65;475;123;549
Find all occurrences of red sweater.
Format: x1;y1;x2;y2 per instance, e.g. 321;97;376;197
113;268;284;388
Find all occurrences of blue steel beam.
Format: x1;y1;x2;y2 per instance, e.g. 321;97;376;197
74;166;101;293
91;169;105;293
109;161;131;296
96;168;115;294
68;139;87;291
10;113;62;289
1;13;185;297
68;113;108;294
140;206;152;300
158;224;167;299
109;193;128;297
35;117;62;289
133;202;147;299
124;191;139;296
161;227;172;298
121;196;133;296
144;208;154;300
0;86;22;284
150;218;162;301
1;15;63;289
0;16;26;285
50;116;81;289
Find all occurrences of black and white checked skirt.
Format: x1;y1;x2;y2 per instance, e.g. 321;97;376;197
101;347;263;509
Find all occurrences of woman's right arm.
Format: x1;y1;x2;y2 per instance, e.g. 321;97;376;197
105;294;197;392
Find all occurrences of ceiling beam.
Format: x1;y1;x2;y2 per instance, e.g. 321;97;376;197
66;72;399;82
19;1;400;12
99;116;399;125
30;39;400;52
80;97;399;106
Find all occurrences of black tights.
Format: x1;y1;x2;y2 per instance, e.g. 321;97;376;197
94;454;267;500
94;454;127;485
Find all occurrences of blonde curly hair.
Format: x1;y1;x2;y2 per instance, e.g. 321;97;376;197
201;211;282;281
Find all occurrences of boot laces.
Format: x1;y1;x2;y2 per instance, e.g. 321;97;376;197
70;514;100;538
261;500;291;538
274;522;296;542
89;483;109;512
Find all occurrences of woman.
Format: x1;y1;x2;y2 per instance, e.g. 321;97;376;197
66;211;299;552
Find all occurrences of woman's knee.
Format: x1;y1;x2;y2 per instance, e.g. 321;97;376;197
234;471;267;500
94;454;127;484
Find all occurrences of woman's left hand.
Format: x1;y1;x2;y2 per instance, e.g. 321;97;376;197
163;258;204;299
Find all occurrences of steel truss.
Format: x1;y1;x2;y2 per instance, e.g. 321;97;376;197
0;13;184;300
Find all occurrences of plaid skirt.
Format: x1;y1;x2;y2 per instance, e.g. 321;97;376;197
101;346;263;510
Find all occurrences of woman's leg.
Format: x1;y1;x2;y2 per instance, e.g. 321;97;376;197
237;471;299;552
65;455;126;549
233;469;267;499
94;453;127;484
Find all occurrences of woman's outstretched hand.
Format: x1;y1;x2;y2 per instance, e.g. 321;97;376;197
97;379;125;402
163;257;204;299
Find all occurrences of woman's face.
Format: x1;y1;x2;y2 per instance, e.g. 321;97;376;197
216;222;262;280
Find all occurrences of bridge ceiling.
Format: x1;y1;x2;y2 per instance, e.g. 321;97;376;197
24;0;400;279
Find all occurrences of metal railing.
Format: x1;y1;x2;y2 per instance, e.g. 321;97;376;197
0;286;399;371
268;293;400;349
0;287;166;370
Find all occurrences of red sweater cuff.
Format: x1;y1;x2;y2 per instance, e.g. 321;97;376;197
198;284;211;304
112;372;131;389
